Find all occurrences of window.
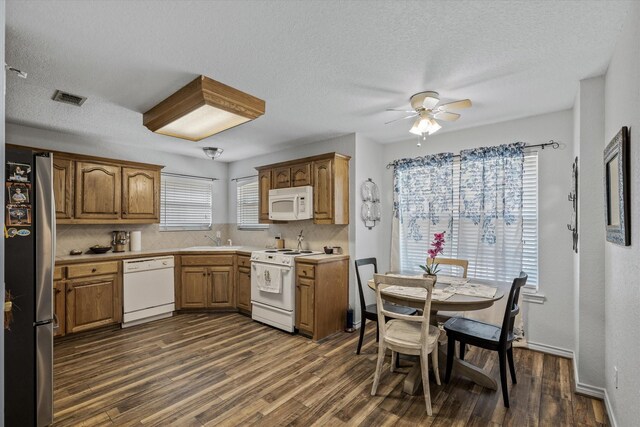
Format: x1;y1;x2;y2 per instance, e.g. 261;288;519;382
236;176;268;229
160;173;213;231
399;152;539;289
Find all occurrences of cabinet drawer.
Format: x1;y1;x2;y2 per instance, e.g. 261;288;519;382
296;263;315;279
182;255;234;266
67;261;119;279
237;256;251;268
54;266;65;281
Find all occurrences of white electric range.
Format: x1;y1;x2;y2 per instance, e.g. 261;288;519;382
250;249;322;332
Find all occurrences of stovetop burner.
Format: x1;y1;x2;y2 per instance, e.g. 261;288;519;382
287;252;301;255
277;249;293;252
265;250;277;253
300;250;313;253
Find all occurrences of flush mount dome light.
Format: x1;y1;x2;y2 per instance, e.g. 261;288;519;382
203;147;224;159
143;75;265;142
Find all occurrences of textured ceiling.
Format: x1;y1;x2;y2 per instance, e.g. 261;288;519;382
5;0;632;162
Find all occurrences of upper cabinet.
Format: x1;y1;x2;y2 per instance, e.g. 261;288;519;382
51;151;163;224
256;152;350;225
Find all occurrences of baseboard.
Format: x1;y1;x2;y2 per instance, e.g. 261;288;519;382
354;320;362;329
604;389;618;427
525;341;574;359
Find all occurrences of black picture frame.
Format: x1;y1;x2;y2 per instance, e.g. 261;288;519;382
603;126;630;246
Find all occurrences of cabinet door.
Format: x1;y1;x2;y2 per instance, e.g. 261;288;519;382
290;163;311;187
207;266;234;309
66;275;119;333
296;277;315;333
313;159;333;222
122;167;160;220
180;267;208;308
75;162;121;219
236;266;251;312
258;169;272;223
53;157;74;219
272;166;291;189
53;281;66;337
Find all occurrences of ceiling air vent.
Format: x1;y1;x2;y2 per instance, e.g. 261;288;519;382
52;90;87;107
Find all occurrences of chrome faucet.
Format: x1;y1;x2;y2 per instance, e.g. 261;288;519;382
205;235;221;246
296;229;304;252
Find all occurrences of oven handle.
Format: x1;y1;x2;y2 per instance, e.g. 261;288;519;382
251;262;292;273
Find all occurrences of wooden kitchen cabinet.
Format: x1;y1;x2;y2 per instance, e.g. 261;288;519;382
53;280;66;337
66;272;121;334
74;161;122;220
178;256;235;310
236;255;252;314
256;152;350;225
295;256;349;341
121;167;160;221
53;156;74;219
258;169;272;222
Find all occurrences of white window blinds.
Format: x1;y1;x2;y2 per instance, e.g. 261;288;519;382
160;173;213;231
398;152;539;288
236;176;268;229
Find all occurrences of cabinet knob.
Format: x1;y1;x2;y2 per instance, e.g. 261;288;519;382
92;268;97;273
67;286;73;293
203;273;206;276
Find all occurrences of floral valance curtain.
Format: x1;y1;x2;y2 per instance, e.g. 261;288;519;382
390;153;454;272
457;142;525;283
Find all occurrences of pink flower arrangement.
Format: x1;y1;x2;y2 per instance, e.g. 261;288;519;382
419;231;446;275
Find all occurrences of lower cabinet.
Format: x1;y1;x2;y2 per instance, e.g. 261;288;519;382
236;254;252;314
295;257;349;341
66;273;121;334
179;257;235;309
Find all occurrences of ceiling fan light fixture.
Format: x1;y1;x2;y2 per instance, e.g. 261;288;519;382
143;75;265;142
203;147;224;159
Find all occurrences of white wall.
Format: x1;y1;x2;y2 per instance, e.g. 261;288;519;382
380;110;575;350
573;76;606;390
603;2;640;425
6;123;229;224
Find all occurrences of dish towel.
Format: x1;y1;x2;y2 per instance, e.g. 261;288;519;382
254;264;283;294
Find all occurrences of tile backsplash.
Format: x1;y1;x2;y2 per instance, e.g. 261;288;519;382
55;221;349;257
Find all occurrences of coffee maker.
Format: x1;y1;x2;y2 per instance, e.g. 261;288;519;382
112;231;130;253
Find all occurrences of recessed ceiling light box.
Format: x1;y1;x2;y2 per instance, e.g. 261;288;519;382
143;75;265;142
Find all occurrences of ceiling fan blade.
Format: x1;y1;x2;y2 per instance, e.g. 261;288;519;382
434;111;460;121
438;99;472;111
384;113;418;125
386;108;417;113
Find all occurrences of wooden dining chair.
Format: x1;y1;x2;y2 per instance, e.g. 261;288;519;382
371;274;441;415
443;272;528;408
427;257;469;278
354;258;417;355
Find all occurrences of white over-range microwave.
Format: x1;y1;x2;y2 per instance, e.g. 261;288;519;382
269;186;314;221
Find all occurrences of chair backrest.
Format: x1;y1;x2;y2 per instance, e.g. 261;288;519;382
427;257;469;278
373;274;435;344
499;272;528;345
354;258;378;313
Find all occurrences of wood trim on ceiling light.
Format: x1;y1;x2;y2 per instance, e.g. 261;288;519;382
143;75;266;142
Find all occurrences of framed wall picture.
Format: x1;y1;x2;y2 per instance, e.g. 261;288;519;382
603;126;630;246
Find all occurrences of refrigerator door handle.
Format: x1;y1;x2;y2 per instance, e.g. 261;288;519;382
36;322;54;427
35;154;54;323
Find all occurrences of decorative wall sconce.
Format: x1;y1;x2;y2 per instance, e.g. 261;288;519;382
361;178;381;229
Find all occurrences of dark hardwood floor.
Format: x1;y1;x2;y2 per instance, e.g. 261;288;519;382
53;313;608;426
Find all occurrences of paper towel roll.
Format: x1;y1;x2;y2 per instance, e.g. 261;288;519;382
130;231;142;251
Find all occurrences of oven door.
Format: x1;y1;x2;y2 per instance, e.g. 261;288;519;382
250;261;294;311
269;194;299;221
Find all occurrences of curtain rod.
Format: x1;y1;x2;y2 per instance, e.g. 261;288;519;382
162;172;219;181
386;140;560;169
231;174;258;182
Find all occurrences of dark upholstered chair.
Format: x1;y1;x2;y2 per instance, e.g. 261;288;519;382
354;258;417;355
443;272;528;408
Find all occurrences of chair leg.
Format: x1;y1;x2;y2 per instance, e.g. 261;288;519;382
420;350;433;416
371;342;386;396
375;321;379;342
391;351;397;373
445;338;455;383
431;347;441;386
459;341;466;361
498;350;510;408
507;347;517;384
356;318;366;355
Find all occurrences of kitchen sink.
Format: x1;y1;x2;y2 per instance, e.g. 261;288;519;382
182;246;244;251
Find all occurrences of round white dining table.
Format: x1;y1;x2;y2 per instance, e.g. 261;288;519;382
367;275;506;395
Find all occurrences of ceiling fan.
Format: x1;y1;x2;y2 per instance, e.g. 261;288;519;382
386;91;472;138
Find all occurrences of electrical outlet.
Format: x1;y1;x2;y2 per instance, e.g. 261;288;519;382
614;366;618;389
215;231;221;239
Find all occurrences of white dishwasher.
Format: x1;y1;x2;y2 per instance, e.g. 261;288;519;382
122;255;175;328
